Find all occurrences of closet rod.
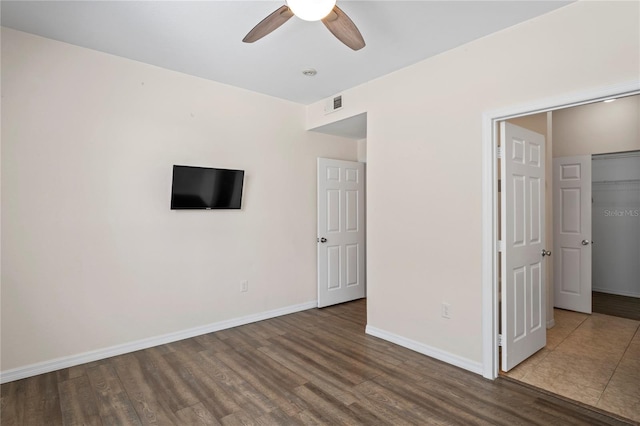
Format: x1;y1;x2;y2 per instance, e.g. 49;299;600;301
592;179;640;184
592;151;640;160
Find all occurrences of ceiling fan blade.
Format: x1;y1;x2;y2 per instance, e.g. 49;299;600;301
243;6;294;43
321;5;365;51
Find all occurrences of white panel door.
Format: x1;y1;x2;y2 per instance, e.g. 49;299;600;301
500;122;547;372
553;155;592;313
317;158;365;308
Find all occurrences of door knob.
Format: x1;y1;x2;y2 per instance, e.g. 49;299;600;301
319;237;327;243
581;240;590;245
541;249;551;257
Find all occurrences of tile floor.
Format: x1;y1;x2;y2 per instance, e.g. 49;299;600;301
503;309;640;422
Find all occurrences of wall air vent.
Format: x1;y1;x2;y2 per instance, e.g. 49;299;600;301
324;94;343;114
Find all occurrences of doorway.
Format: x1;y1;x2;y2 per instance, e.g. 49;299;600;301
488;91;640;421
310;115;368;309
481;81;640;380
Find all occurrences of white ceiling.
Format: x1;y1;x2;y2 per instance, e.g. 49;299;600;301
1;1;572;105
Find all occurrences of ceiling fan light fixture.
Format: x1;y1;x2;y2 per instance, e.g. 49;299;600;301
286;0;337;21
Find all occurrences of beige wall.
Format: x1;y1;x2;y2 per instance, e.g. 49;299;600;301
508;113;548;138
307;0;639;366
1;28;357;372
3;0;639;377
553;95;640;157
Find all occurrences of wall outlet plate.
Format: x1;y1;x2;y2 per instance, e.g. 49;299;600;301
442;302;451;319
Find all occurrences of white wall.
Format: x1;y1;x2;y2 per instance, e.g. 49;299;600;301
307;0;639;368
1;28;357;373
553;95;640;157
592;154;640;297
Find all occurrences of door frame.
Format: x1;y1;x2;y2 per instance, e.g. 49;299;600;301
480;80;640;380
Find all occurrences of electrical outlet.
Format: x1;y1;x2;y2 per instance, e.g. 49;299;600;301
441;302;451;319
241;280;249;293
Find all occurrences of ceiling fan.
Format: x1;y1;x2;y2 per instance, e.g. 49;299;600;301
243;0;365;51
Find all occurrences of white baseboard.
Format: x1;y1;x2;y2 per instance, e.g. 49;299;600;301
592;287;640;298
365;325;483;376
546;318;556;329
1;300;317;384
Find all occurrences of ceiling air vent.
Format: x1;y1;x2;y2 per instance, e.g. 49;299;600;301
324;94;343;114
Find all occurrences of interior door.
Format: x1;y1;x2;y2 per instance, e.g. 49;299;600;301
553;155;592;313
500;122;547;372
317;158;365;308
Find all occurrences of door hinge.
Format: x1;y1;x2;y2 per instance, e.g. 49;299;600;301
498;334;503;347
497;240;505;252
497;147;503;158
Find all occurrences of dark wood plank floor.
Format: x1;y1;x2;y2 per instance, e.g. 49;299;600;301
1;299;635;425
593;291;640;321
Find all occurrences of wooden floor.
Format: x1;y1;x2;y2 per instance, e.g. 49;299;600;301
1;300;634;425
592;291;640;321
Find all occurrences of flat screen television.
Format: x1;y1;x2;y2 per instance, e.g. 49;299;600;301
171;165;245;210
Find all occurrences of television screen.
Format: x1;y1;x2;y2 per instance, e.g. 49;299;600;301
171;165;244;209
